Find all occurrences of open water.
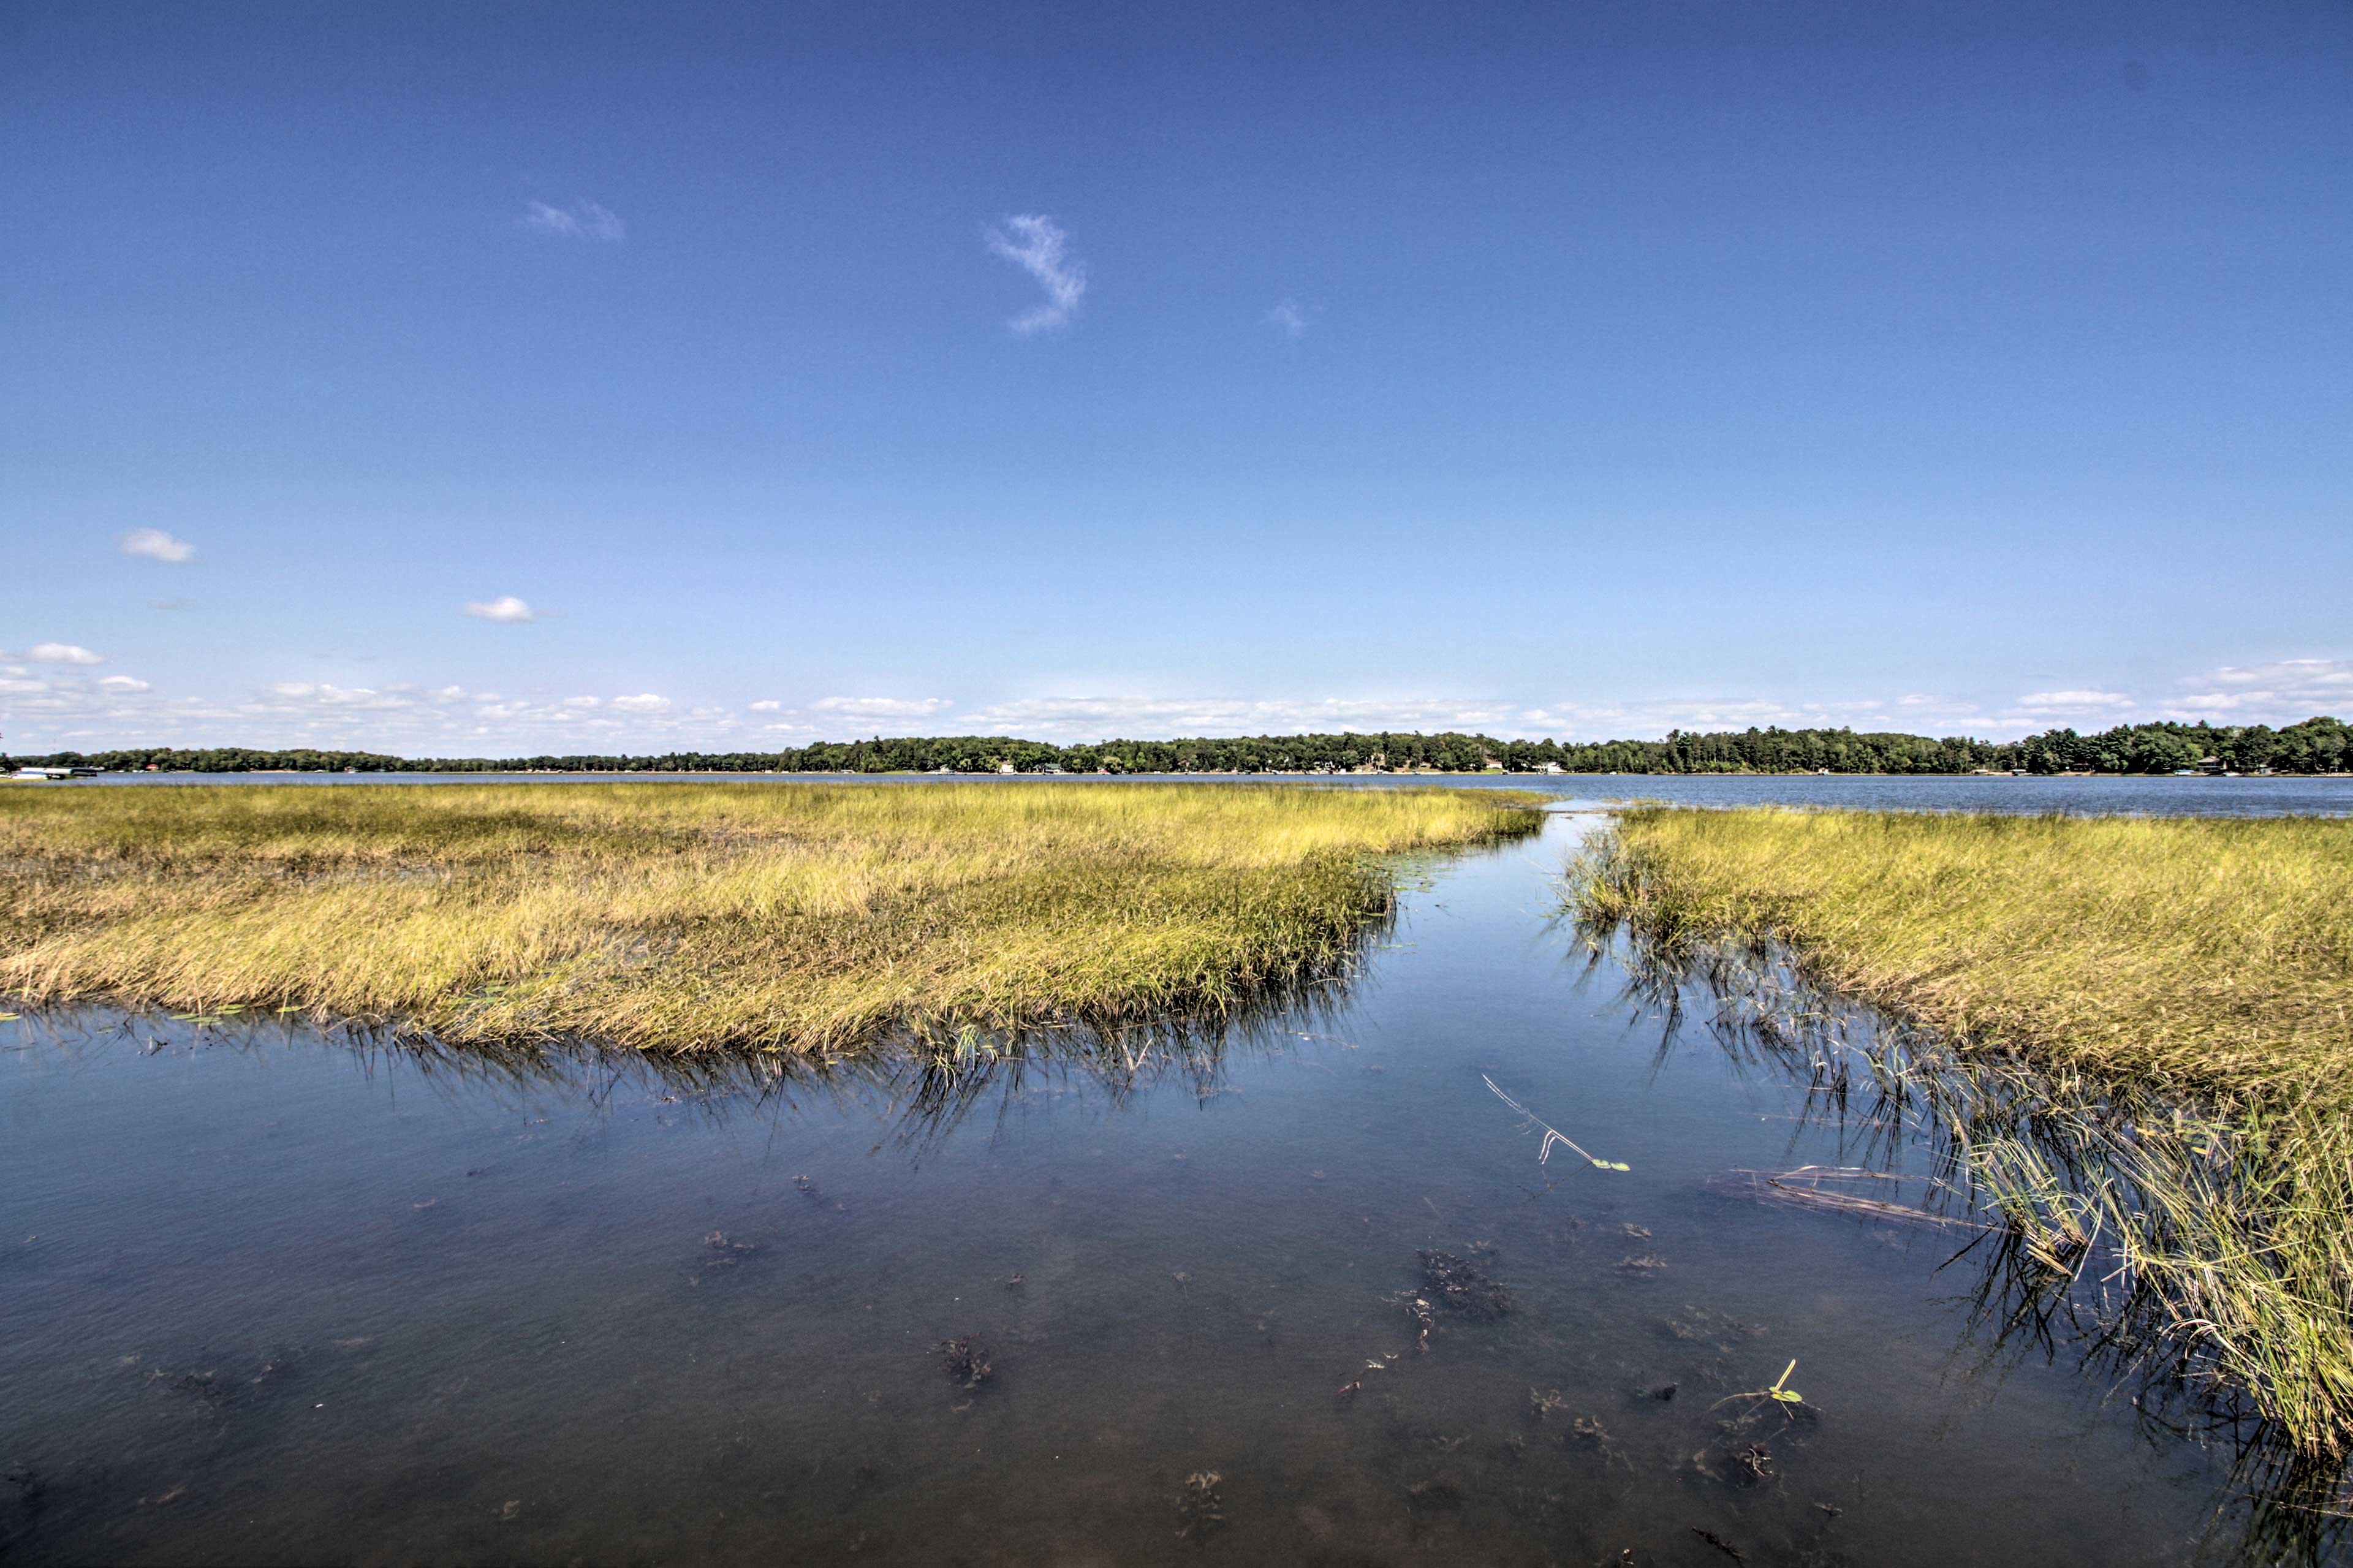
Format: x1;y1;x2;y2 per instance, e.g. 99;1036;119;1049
58;767;2353;818
0;808;2343;1564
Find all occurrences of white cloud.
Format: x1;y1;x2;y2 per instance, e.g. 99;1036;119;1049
985;214;1086;334
119;528;195;563
463;596;536;623
562;695;601;709
520;200;625;242
265;682;414;711
2014;690;2134;714
29;643;104;665
748;700;782;712
431;685;469;703
814;696;952;719
97;675;151;693
960;695;1533;741
1265;298;1309;338
610;694;672;714
2162;659;2353;719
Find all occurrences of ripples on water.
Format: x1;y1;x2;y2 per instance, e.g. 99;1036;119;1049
1;817;2343;1564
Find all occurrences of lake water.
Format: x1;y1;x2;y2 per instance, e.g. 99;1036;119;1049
0;812;2340;1565
56;767;2353;818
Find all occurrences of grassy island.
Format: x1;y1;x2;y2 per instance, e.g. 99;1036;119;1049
1575;806;2353;1457
0;781;1539;1051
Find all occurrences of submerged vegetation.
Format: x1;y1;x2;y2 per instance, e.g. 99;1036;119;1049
0;780;1539;1051
1573;806;2353;1465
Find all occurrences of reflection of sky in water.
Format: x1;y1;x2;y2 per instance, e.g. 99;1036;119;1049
0;819;2331;1564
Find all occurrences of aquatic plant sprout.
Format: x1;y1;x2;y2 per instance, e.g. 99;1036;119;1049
1482;1073;1628;1171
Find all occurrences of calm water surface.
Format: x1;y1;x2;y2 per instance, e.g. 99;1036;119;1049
59;768;2353;817
0;817;2333;1565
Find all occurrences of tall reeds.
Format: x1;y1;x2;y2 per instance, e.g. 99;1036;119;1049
0;781;1540;1052
1572;806;2353;1464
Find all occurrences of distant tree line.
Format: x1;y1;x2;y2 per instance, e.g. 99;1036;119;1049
9;716;2348;777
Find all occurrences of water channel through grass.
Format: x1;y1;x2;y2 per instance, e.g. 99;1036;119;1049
1;810;2342;1565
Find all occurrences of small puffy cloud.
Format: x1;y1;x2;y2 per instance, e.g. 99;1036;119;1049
1265;298;1309;338
610;693;672;714
814;696;952;719
119;528;195;563
562;695;602;709
748;700;782;712
521;200;625;242
29;643;104;665
98;675;151;692
985;214;1086;335
464;596;536;623
431;685;468;703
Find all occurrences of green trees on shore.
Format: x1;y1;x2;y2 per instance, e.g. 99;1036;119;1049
9;716;2347;777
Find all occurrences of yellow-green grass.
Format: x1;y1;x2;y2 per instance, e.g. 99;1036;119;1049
0;781;1539;1052
1574;806;2353;1457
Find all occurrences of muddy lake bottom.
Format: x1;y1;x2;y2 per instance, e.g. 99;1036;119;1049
0;816;2334;1566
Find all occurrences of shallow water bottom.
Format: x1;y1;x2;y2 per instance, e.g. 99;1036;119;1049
0;820;2312;1565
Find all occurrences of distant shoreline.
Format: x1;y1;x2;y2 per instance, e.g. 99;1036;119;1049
6;714;2347;780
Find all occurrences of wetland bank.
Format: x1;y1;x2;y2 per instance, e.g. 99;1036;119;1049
4;780;2353;1564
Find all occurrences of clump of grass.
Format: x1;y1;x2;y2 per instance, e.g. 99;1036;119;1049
1572;807;2353;1460
0;781;1538;1053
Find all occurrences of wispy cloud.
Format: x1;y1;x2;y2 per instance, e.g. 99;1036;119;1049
265;681;415;710
814;696;952;719
463;596;537;624
2014;690;2134;714
29;643;104;665
520;200;625;243
2168;659;2353;718
610;693;672;714
960;695;1529;741
1265;298;1309;339
985;214;1086;334
97;675;151;693
119;528;195;563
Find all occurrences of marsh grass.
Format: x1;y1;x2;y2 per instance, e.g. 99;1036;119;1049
0;781;1539;1051
1572;806;2353;1466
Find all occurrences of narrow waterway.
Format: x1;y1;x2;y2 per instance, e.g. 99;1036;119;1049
0;813;2326;1565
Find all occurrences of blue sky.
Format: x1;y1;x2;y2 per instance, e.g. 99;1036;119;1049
6;0;2350;754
